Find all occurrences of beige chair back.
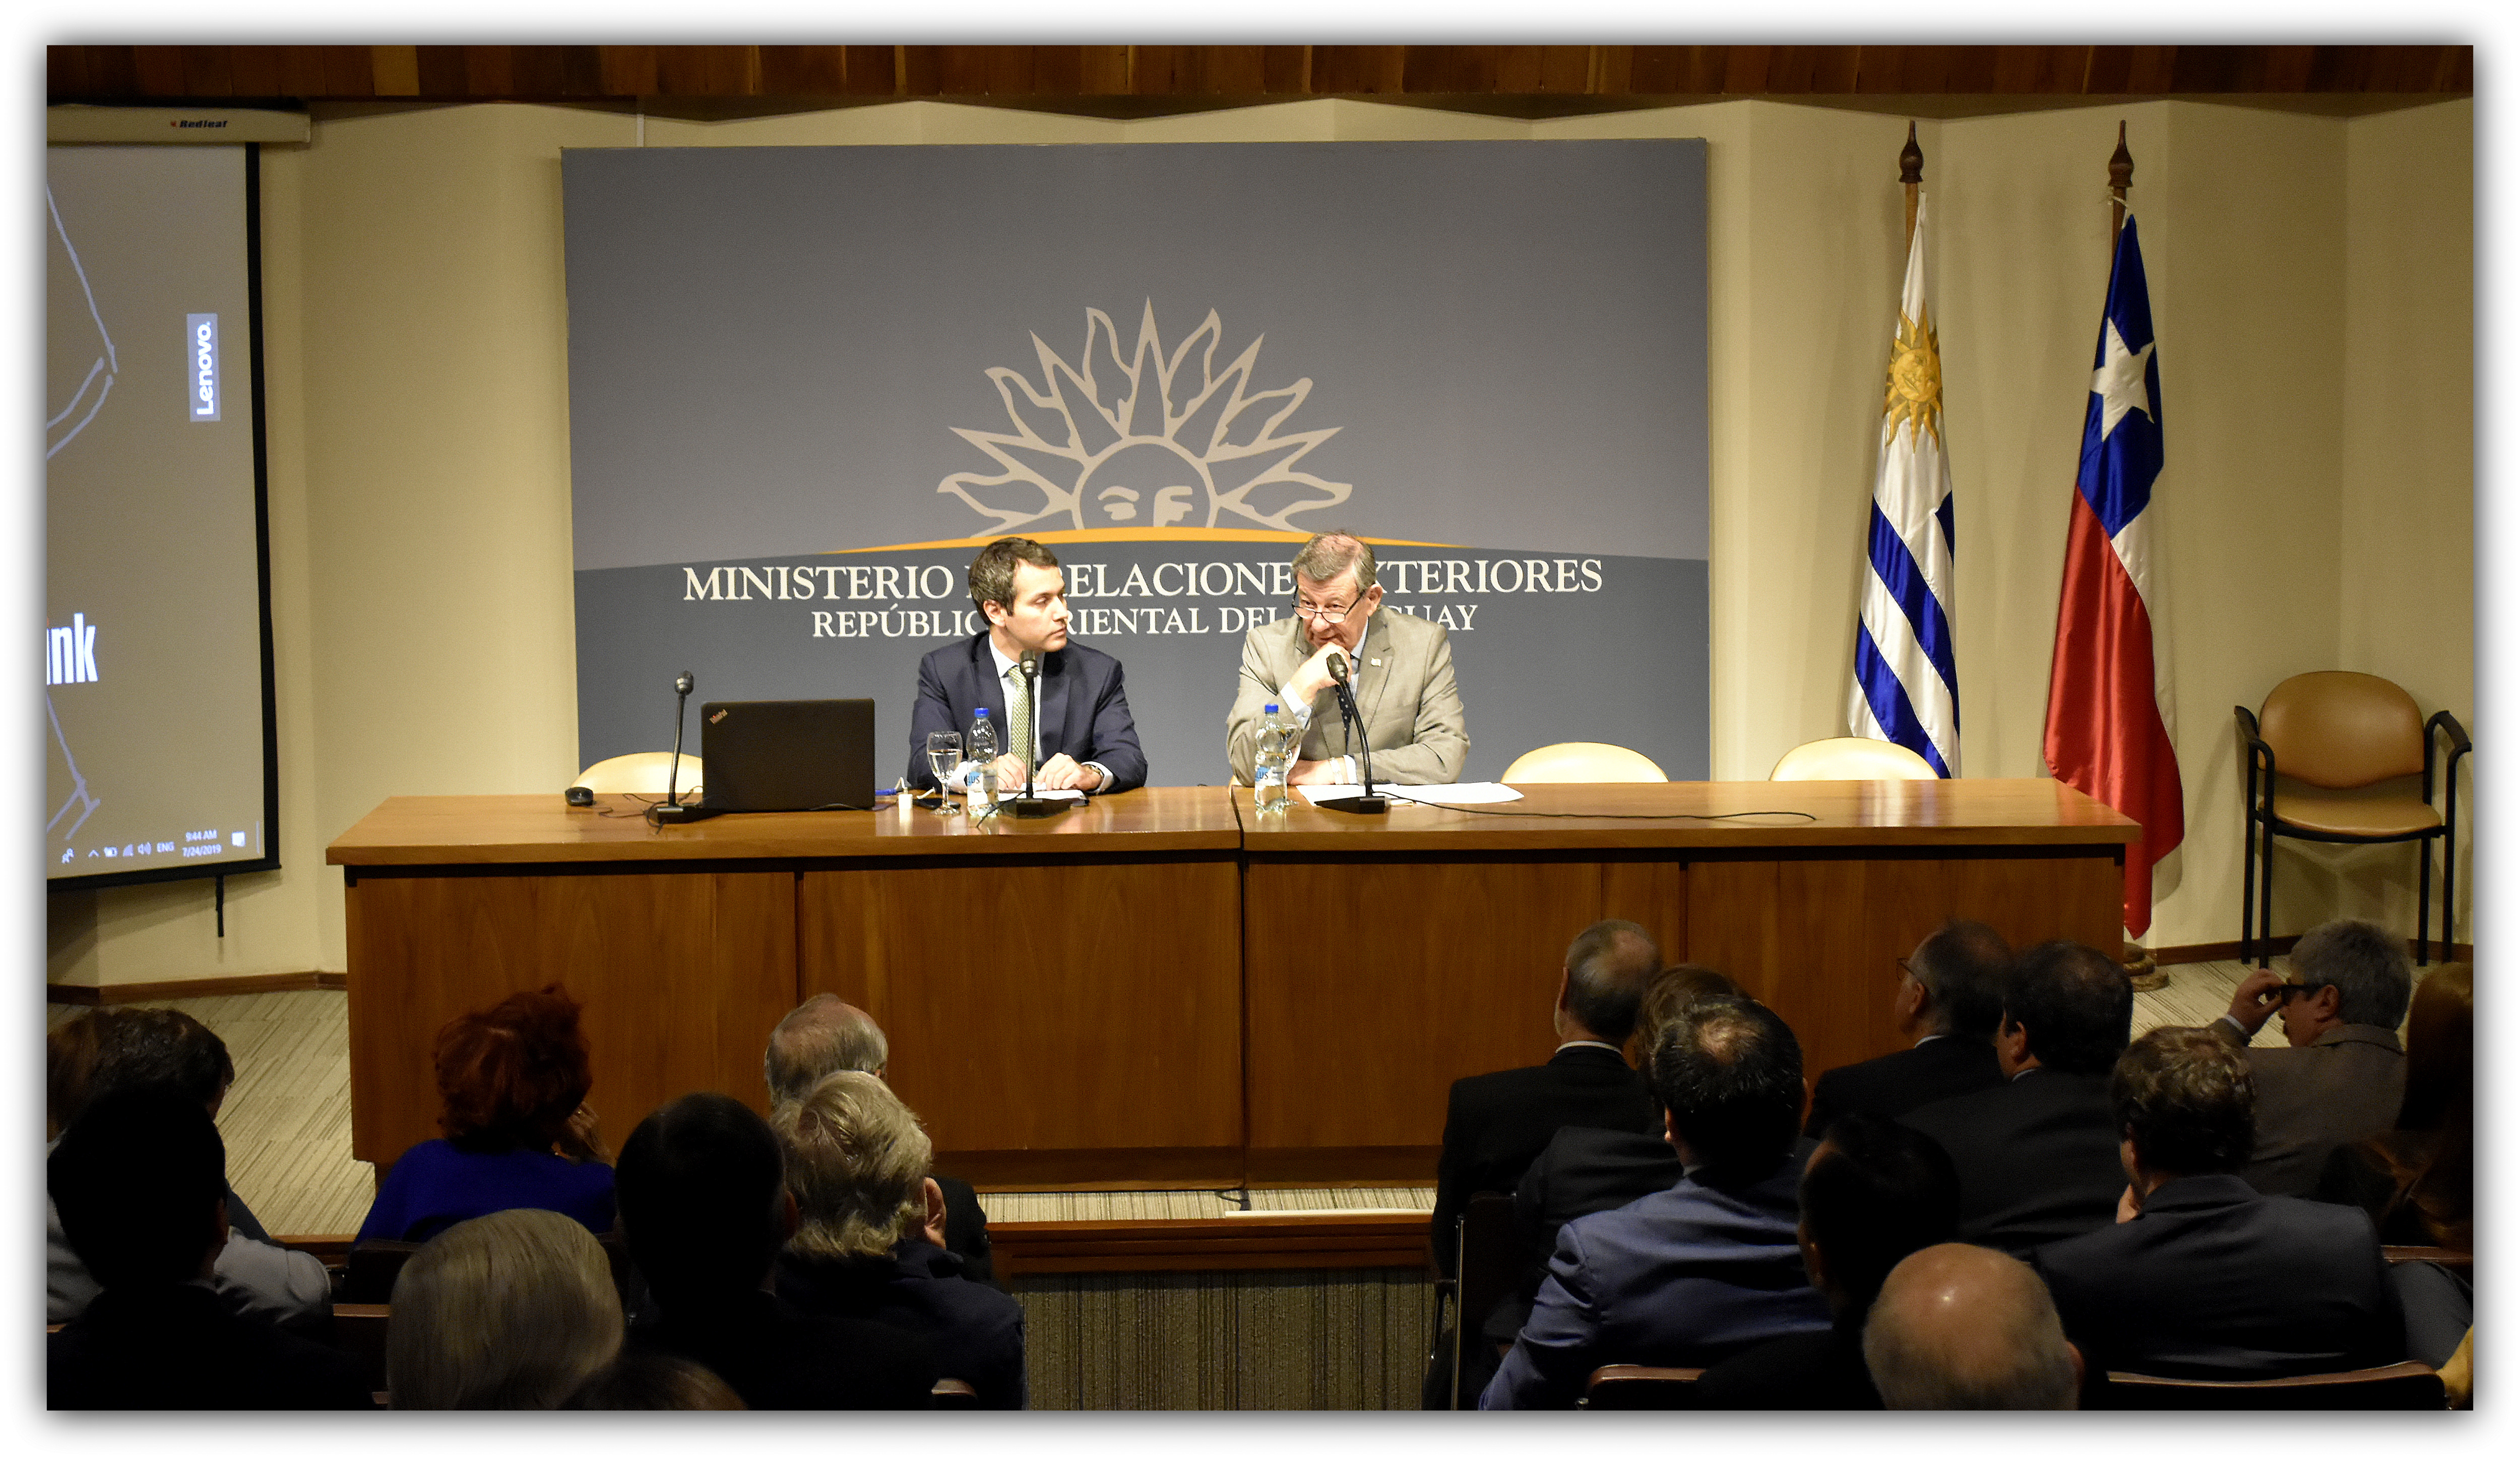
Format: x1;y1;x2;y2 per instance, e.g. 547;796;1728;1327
1499;742;1667;784
1768;737;1937;781
571;751;704;796
2258;672;2424;788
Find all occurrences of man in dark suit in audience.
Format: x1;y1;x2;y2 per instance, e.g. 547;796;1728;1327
1428;919;1662;1279
1902;940;2131;1252
2212;917;2412;1196
2033;1026;2405;1382
1804;920;2010;1136
48;1090;373;1410
617;1092;941;1409
1479;996;1832;1409
764;993;996;1286
1694;1113;1961;1409
1864;1244;2082;1409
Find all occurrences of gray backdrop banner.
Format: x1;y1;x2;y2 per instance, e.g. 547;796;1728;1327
561;139;1709;782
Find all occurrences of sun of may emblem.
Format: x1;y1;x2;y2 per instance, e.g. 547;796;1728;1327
937;302;1353;534
1883;308;1944;449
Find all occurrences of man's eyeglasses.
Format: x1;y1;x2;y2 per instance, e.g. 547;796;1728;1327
1290;596;1365;624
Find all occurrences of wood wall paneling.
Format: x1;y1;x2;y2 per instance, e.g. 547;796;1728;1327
343;868;796;1170
798;857;1244;1168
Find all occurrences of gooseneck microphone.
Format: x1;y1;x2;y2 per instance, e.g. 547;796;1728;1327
1320;647;1388;815
1001;647;1063;817
648;670;724;826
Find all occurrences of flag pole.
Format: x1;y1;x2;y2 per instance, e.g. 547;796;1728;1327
1900;121;1923;249
2108;121;2132;245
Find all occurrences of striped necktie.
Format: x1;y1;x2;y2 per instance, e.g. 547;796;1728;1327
1004;662;1034;773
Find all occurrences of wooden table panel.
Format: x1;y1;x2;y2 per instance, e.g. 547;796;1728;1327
343;867;796;1172
799;854;1243;1187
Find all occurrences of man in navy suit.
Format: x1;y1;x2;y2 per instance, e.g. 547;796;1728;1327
908;537;1145;794
2032;1025;2404;1382
1804;919;2012;1136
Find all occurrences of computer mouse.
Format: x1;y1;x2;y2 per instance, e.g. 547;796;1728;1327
564;785;595;807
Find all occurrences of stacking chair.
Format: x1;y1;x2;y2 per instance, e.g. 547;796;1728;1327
1768;737;1937;781
2234;672;2469;965
1581;1364;1705;1410
572;751;705;798
1500;742;1667;783
2097;1361;2444;1411
1438;1194;1523;1410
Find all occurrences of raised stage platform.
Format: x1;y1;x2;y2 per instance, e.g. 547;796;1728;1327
328;780;2136;1187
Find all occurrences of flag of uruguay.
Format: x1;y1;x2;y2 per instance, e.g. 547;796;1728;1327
1850;193;1960;777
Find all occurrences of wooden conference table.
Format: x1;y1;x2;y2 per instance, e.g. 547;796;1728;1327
329;780;2135;1188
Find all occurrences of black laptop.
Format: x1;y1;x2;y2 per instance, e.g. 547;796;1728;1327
697;698;877;813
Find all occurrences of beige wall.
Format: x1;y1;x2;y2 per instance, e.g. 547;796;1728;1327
47;95;2471;986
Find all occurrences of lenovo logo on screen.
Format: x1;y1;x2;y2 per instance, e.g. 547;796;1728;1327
187;313;220;421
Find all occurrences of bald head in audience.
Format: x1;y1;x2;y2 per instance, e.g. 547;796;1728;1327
765;995;890;1102
1863;1244;2081;1409
1555;919;1663;1048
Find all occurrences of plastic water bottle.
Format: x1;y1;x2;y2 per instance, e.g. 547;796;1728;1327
1254;703;1292;813
966;708;997;808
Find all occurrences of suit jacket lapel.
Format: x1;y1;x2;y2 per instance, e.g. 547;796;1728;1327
1036;648;1075;761
1357;613;1396;743
970;635;1009;730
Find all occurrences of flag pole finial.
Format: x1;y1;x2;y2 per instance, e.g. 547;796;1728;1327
1901;121;1924;248
2108;121;2133;245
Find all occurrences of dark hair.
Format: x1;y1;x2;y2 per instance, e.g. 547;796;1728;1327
434;985;593;1151
89;1006;235;1111
48;1010;109;1137
968;536;1060;617
1563;920;1662;1047
50;1088;228;1290
2000;941;2131;1076
1650;996;1804;1177
2290;918;2415;1028
562;1352;746;1411
1804;1114;1961;1312
616;1093;786;1308
1911;920;2011;1041
2111;1026;2253;1177
2374;962;2472;1247
1630;964;1743;1068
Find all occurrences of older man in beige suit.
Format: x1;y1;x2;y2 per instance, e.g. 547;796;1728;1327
1226;531;1468;786
2213;917;2412;1196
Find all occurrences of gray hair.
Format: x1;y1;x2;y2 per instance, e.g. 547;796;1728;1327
388;1208;623;1409
2289;918;2414;1028
1864;1244;2078;1410
1291;531;1377;593
1563;919;1662;1047
771;1070;932;1263
764;994;889;1104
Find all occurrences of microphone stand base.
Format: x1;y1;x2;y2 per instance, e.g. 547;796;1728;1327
1319;795;1390;815
646;802;727;826
999;795;1066;818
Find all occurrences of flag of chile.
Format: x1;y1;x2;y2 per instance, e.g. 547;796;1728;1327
2045;217;2184;935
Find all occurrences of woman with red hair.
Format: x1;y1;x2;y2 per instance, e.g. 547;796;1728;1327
357;986;614;1242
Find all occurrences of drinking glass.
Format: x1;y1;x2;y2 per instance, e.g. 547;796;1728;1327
925;731;963;815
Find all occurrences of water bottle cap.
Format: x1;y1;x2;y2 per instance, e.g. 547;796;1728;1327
1264;703;1279;713
974;708;990;718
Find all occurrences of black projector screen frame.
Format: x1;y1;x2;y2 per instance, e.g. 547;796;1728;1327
45;143;280;894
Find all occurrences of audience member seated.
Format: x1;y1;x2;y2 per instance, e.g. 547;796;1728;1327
48;1089;373;1411
1902;940;2131;1252
47;1007;331;1334
1469;964;1743;1389
771;1071;1028;1409
563;1352;746;1410
1863;1244;2080;1409
764;993;995;1284
1479;995;1831;1409
1694;1113;1961;1409
1805;920;2010;1136
2316;960;2472;1368
388;1207;624;1408
2214;917;2413;1196
2031;1026;2404;1381
1431;919;1663;1279
617;1092;941;1409
358;985;615;1243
